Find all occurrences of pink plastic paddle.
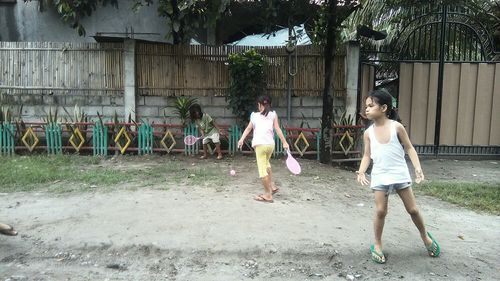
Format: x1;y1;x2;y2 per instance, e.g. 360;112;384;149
184;135;202;146
285;149;301;175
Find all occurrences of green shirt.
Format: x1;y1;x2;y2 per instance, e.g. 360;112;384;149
197;113;218;135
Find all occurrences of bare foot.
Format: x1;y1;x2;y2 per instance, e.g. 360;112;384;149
373;243;383;253
423;235;433;248
0;223;18;236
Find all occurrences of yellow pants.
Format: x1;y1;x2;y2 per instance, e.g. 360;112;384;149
255;145;274;178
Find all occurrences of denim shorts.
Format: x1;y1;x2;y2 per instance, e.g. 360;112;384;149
371;182;411;195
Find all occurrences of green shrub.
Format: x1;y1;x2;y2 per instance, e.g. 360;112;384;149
173;96;197;127
227;49;268;126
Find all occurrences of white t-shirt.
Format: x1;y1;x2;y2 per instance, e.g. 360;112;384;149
368;120;412;187
250;111;276;147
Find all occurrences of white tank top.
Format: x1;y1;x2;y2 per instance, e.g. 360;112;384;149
368;121;412;187
250;111;276;147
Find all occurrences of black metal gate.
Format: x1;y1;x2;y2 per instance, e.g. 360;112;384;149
360;3;500;156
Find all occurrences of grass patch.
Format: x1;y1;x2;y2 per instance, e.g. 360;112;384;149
416;181;500;215
0;155;226;193
0;155;133;192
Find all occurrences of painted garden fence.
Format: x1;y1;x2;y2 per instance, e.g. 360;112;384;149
0;121;364;161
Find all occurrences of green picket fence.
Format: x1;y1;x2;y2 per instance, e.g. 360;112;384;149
316;131;321;160
273;125;287;158
138;123;154;155
0;121;324;158
0;123;15;156
45;123;62;155
184;123;199;156
93;123;108;156
228;125;241;155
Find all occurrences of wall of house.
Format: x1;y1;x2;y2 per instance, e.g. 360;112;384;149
0;0;170;43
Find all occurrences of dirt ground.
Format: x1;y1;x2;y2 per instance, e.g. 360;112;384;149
1;156;499;281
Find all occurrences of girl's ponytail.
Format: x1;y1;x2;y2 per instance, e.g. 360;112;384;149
368;90;401;122
257;95;272;116
388;108;401;122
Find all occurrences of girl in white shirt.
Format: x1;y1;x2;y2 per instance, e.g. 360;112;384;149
357;90;440;263
238;95;289;203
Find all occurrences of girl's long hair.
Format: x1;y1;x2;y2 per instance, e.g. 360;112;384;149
257;95;272;117
368;90;401;122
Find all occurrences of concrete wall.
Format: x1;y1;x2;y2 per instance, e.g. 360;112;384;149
1;92;343;128
0;0;170;43
0;92;124;122
137;95;344;128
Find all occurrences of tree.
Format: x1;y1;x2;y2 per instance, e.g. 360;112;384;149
318;0;338;164
133;0;231;44
217;1;322;44
309;0;359;164
24;0;118;36
26;0;230;43
341;0;500;55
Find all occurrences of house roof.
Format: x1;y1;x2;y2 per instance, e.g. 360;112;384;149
228;24;311;46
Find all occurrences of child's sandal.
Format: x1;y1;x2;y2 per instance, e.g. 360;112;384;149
370;245;386;264
426;232;441;257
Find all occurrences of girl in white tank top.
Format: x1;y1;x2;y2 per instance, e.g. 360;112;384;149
356;90;441;264
367;120;412;189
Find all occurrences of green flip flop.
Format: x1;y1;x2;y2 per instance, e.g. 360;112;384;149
370;245;386;264
426;232;441;257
